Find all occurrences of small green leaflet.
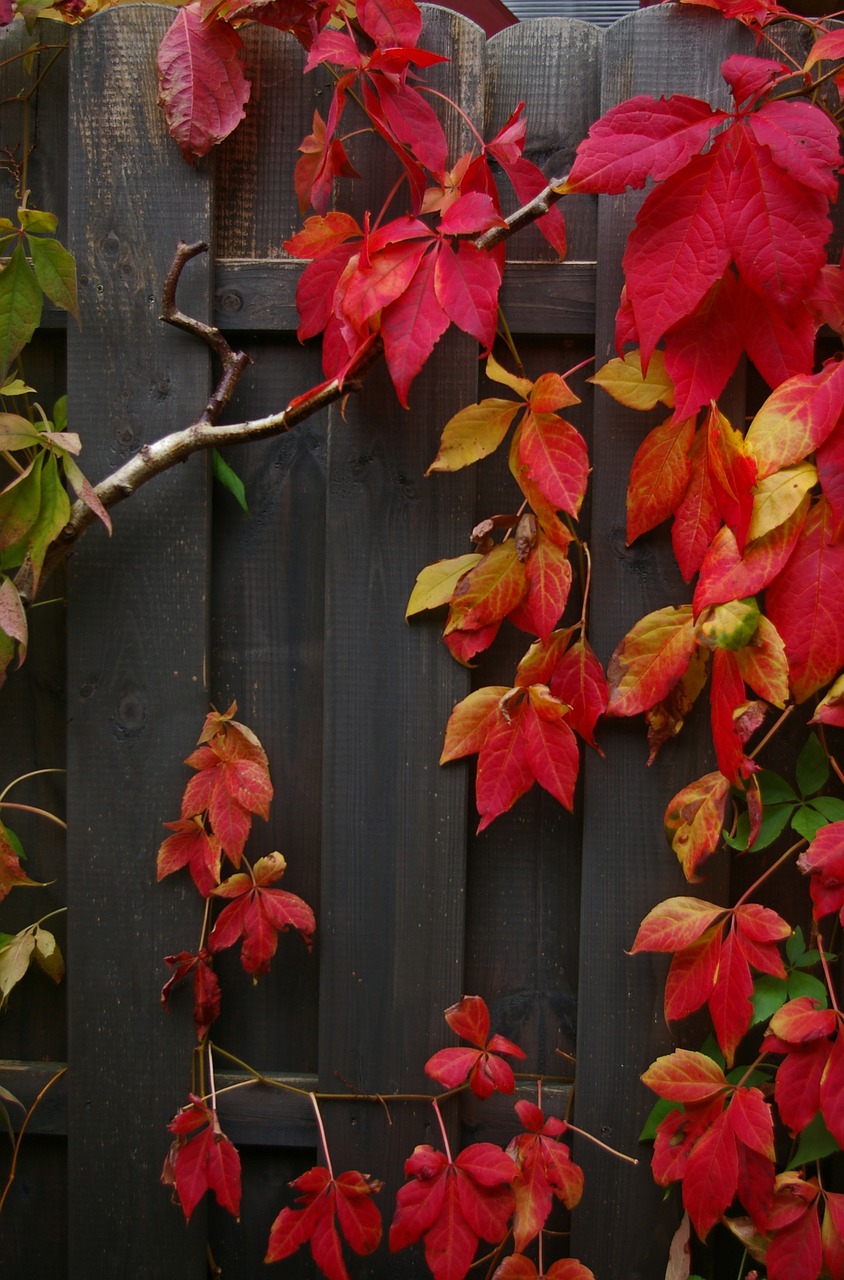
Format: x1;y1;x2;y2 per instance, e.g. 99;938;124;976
212;449;249;513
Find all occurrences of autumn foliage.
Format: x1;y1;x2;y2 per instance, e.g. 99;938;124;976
5;0;844;1273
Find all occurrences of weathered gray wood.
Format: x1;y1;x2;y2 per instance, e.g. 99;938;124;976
65;8;213;1276
316;10;484;1268
571;9;754;1277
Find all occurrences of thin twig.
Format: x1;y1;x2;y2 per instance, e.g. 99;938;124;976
0;1067;67;1215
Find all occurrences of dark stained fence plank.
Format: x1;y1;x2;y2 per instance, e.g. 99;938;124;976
65;9;213;1276
571;9;754;1277
316;10;485;1267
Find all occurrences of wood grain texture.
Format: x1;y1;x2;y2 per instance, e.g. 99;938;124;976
65;9;212;1276
571;10;755;1277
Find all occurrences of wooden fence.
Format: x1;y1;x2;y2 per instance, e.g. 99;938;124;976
0;4;819;1276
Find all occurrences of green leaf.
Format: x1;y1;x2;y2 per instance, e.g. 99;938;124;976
724;801;794;852
750;974;788;1026
23;451;71;591
212;448;249;513
807;795;844;823
758;769;799;806
791;804;829;842
787;970;828;1005
0;454;42;559
52;395;67;433
0;377;36;397
797;732;829;797
0;412;40;451
0;242;43;377
786;1111;840;1170
18;207;57;235
786;926;807;966
27;236;79;321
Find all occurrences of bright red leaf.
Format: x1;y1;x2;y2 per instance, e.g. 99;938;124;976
162;1094;241;1222
389;1142;516;1280
506;1099;584;1250
208;851;315;975
425;995;526;1099
606;604;696;718
663;771;731;881
157;5;250;161
265;1165;383;1279
161;948;221;1041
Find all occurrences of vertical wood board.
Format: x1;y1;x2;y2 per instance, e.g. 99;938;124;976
65;9;212;1276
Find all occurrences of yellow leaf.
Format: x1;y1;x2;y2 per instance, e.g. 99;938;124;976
426;399;520;474
748;463;817;542
405;554;482;619
590;349;675;411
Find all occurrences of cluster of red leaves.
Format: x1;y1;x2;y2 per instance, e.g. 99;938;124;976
425;994;526;1097
265;1166;383;1280
643;1046;844;1280
632;895;791;1066
436;629;607;831
157;703;314;1034
161;1093;241;1222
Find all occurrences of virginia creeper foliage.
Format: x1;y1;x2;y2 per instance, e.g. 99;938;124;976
5;0;844;1274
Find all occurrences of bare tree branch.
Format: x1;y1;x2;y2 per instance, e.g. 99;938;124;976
15;179;568;605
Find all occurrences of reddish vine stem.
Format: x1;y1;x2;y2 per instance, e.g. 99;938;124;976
0;1066;67;1215
310;1093;334;1179
733;838;806;910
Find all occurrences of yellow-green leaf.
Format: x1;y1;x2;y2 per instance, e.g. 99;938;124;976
406;553;482;619
426;399;520;474
27;236;79;321
18;208;58;235
748;463;817;542
0;412;40;452
590;349;675;411
33;927;64;983
696;598;760;651
0;929;36;1006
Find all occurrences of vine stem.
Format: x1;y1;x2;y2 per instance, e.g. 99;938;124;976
0;1065;67;1215
817;933;840;1015
310;1093;334;1179
748;703;795;759
0;767;64;803
563;1121;638;1166
0;801;66;829
431;1095;453;1163
734;838;805;910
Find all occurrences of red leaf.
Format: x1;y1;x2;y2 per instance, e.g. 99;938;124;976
508;536;572;643
623;145;731;366
390;1143;515;1280
745;359;844;481
725;122;831;314
631;896;725;954
746;99;840;200
380;246;450;407
766;1192;823;1280
434;241;501;350
773;1041;830;1136
817;418;844;535
517;411;589;519
681;1107;737;1239
707;926;753;1067
664;926;721;1022
664;272;744;420
641;1048;728;1105
157;5;250;161
709;647;752;786
672;426;722;582
426;996;526;1100
357;0;422;48
626;415;695;544
549;636;608;751
475;706;535;832
446;543;527;636
766;498;844;702
266;1165;383;1277
520;691;580;813
606;604;696;718
564;94;727;194
208;852;315;974
664;771;731;882
705;403;757;552
161;948;221;1041
157;817;222;896
820;1031;844;1148
727;1086;774;1159
769;996;837;1046
798;820;844;924
164;1096;241;1222
441;687;509;763
692;499;808;615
